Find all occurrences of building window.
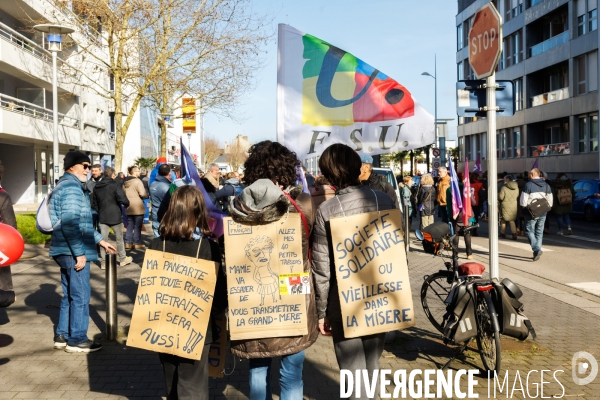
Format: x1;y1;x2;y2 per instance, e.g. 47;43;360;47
462;17;472;51
509;127;523;158
578;114;599;153
109;112;115;133
457;61;464;80
459;137;464;161
465;135;472;161
497;130;508;159
514;78;523;111
577;0;598;36
109;74;115;91
501;30;523;69
457;24;464;50
504;0;523;21
575;51;598;95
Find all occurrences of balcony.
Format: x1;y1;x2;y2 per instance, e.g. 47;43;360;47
0;22;76;84
530;142;570;157
0;92;79;128
531;87;569;107
530;31;569;57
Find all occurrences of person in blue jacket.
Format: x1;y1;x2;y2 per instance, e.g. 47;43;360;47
150;164;172;237
49;151;116;353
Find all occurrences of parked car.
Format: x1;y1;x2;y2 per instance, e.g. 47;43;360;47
373;167;402;211
571;179;600;221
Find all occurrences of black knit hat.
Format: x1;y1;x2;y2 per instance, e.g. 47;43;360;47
63;151;90;171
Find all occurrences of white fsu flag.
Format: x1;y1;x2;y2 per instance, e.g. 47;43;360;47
277;24;434;160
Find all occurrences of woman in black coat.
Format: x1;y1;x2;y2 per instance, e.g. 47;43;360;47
148;185;227;400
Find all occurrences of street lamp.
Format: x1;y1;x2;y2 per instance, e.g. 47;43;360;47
34;24;74;188
422;54;441;167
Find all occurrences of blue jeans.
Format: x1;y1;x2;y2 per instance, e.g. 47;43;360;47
525;215;546;253
152;220;160;238
54;255;91;345
249;351;305;400
556;213;571;231
126;215;144;244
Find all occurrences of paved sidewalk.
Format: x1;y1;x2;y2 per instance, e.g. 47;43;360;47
1;228;599;399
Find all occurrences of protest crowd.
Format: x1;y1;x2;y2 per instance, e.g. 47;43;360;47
0;138;577;400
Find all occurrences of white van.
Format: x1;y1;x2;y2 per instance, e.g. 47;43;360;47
372;167;403;212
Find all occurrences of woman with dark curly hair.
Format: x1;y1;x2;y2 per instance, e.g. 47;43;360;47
228;140;318;400
241;141;300;187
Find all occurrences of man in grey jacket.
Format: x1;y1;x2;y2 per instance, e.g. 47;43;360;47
520;168;553;261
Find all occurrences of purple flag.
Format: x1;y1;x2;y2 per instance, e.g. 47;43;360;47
532;158;539;169
473;155;482;172
448;155;463;219
180;138;226;237
296;165;310;194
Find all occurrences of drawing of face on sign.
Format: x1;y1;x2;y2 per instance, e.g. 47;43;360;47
245;236;279;306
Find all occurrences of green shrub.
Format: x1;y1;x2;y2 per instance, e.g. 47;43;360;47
15;213;51;244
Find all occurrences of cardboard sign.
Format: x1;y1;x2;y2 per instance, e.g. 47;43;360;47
127;249;218;360
330;210;415;338
224;215;308;341
208;311;227;378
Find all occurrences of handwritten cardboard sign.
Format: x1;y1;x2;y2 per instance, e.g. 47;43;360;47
127;249;218;360
330;210;415;338
224;215;308;341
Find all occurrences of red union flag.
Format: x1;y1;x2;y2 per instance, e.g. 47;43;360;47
277;24;434;160
468;3;503;79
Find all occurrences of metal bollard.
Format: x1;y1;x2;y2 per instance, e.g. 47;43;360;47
105;253;118;340
403;197;410;254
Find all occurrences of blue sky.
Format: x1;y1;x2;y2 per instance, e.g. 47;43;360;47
204;0;458;147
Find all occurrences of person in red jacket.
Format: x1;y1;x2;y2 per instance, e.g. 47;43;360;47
470;172;484;236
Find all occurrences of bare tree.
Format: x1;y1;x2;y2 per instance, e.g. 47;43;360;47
203;135;222;169
25;0;270;171
227;140;248;172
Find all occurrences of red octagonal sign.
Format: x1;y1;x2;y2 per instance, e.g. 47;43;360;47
468;3;503;79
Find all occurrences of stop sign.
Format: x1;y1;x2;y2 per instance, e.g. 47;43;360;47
468;3;503;79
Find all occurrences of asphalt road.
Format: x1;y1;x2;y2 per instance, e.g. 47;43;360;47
409;212;600;299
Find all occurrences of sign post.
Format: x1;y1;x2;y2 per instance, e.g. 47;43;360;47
468;2;502;280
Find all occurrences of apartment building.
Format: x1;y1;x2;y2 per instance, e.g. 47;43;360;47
456;0;599;179
0;0;161;204
0;0;111;203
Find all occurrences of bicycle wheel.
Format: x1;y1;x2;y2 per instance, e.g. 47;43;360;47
475;294;501;372
420;271;452;333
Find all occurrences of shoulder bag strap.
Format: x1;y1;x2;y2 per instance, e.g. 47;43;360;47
282;192;311;261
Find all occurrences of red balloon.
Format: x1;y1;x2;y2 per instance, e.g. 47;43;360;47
0;223;24;266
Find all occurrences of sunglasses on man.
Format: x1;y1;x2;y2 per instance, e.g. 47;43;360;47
81;164;91;170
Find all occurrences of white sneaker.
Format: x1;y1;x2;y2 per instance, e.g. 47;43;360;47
119;256;133;266
557;231;564;236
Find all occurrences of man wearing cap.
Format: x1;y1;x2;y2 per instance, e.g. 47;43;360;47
358;154;399;209
49;151;116;353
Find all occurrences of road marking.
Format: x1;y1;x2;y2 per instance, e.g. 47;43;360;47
564;235;600;245
567;282;600;296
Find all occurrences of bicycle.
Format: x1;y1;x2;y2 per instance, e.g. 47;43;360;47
416;222;501;373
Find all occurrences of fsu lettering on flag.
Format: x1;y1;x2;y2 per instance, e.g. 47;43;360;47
277;24;434;160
